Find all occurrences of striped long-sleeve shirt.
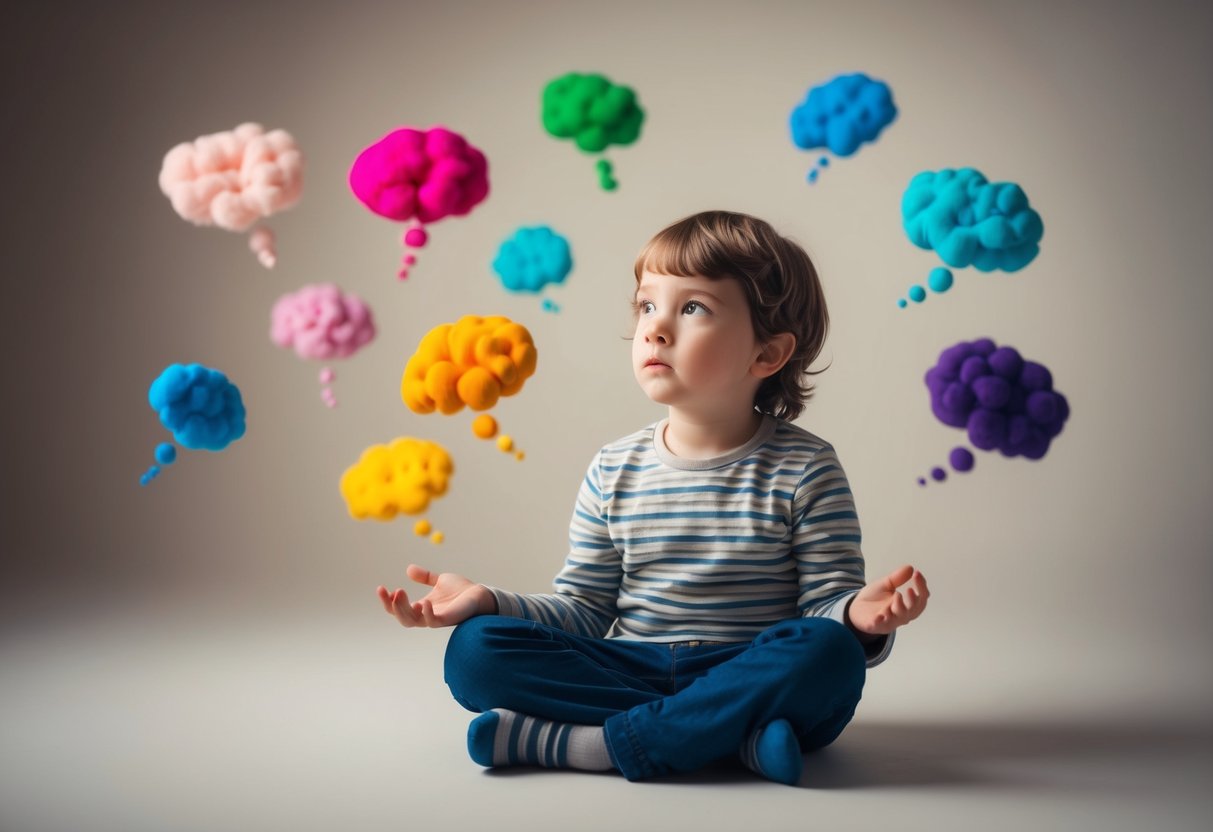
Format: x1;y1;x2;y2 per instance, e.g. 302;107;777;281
489;414;893;666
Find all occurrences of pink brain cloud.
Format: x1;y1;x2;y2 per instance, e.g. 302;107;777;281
348;126;489;224
270;284;376;361
159;122;303;231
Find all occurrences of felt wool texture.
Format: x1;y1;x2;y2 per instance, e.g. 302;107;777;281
541;73;644;154
902;167;1044;272
790;72;898;158
147;363;246;452
339;438;453;520
270;284;376;362
159;123;302;232
925;338;1070;460
401;316;537;414
348;126;489;224
492;226;572;294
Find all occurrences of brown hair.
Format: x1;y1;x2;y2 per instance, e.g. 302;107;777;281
633;210;829;421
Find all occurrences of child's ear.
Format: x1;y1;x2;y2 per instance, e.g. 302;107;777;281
751;333;796;379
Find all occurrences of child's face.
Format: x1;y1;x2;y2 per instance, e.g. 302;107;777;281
632;270;763;415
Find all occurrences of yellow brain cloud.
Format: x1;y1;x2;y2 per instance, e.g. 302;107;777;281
402;315;538;414
339;437;453;520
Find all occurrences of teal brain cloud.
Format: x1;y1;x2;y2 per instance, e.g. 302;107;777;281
902;168;1044;272
493;226;572;294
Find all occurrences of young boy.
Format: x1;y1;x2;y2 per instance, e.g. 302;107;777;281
377;210;928;785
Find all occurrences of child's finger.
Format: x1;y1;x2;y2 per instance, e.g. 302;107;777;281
391;590;421;627
377;586;394;612
420;599;438;627
407;564;438;587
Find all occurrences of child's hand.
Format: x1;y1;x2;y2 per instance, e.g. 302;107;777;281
376;564;497;629
846;564;929;637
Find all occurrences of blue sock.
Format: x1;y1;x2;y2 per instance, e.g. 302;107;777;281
467;709;614;770
740;719;803;785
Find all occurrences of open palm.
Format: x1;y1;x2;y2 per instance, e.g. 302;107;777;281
377;564;495;628
847;564;929;636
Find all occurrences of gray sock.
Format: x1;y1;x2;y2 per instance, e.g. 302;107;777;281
467;709;614;770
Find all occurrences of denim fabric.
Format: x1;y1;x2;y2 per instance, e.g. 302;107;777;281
444;615;866;781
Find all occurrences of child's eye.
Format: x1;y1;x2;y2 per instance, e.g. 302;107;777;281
682;300;709;315
633;299;655;315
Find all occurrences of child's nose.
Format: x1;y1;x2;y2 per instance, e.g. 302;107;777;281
645;321;671;344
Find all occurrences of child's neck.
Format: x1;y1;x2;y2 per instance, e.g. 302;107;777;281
663;408;764;459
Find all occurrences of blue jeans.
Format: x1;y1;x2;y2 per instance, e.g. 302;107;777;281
443;615;866;781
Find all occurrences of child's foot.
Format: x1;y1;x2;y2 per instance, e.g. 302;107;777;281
740;718;803;785
467;709;614;771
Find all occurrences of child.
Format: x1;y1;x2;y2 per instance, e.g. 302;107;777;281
377;210;929;785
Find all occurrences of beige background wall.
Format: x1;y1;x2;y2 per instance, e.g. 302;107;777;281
2;0;1211;724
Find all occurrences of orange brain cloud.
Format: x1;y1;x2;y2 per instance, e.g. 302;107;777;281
401;315;538;414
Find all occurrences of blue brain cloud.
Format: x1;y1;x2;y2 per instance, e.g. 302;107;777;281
148;363;247;451
902;168;1044;272
492;226;572;294
790;73;897;157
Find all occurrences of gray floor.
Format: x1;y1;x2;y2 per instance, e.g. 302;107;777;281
2;607;1210;832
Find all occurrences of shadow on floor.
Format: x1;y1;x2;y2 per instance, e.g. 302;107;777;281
630;718;1213;790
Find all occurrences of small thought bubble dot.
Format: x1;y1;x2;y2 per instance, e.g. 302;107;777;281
472;414;498;439
154;443;177;465
909;285;927;303
497;435;514;453
930;466;947;482
949;446;975;472
414;519;432;536
430;531;445;545
929;267;954;293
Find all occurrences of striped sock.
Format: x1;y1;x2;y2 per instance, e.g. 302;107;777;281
740;719;803;785
467;709;614;771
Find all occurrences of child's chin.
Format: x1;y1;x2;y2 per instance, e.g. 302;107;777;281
641;389;677;406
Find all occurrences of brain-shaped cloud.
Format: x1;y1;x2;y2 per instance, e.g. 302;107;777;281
903;168;1044;272
270;283;376;361
925;338;1070;460
402;316;537;414
148;363;247;451
348;126;489;224
159;123;302;231
542;72;645;153
790;73;897;157
339;438;453;520
492;226;572;293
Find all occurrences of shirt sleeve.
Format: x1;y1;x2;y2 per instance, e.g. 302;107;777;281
791;445;894;668
485;452;622;638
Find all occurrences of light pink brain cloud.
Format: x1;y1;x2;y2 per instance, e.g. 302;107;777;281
348;125;489;280
271;284;376;361
271;283;375;408
159;122;303;267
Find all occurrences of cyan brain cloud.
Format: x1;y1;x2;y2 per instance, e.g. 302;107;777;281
790;73;897;157
902;168;1044;272
493;227;572;294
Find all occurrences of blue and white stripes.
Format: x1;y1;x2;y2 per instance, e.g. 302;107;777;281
490;415;892;665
